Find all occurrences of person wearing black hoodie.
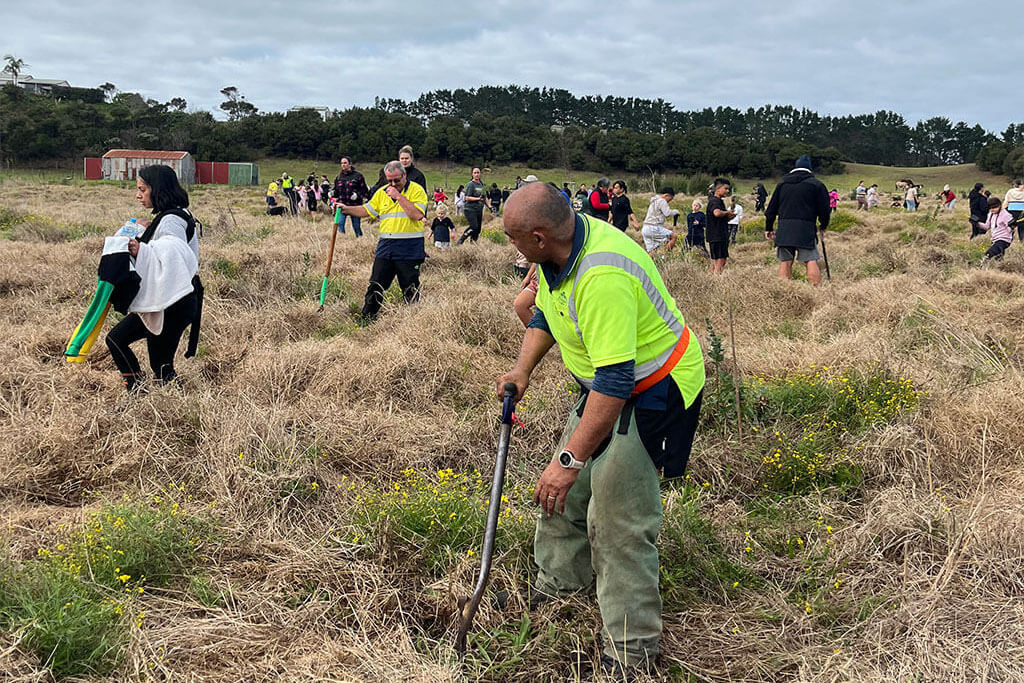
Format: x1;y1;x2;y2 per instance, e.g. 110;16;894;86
764;155;831;286
754;182;768;212
968;183;988;240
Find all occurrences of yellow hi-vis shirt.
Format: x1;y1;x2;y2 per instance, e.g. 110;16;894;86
363;181;428;238
267;182;278;197
535;214;705;407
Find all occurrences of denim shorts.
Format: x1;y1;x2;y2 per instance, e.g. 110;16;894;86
776;245;820;262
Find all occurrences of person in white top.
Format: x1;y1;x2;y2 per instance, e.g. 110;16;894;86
727;198;743;244
640;186;680;252
106;165;200;391
866;184;879;209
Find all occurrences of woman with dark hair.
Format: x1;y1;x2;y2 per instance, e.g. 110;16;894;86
105;165;201;391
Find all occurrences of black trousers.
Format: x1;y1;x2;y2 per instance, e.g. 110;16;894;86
106;293;197;382
985;240;1010;261
361;257;423;320
1009;210;1023;242
459;210;483;244
285;188;298;215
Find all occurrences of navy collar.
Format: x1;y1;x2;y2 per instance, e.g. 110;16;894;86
540;213;587;289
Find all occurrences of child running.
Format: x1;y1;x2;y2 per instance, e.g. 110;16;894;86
979;196;1014;262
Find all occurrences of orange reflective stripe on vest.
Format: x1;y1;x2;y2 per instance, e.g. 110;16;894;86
631;326;690;396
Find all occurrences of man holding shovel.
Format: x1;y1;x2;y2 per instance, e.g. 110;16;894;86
496;183;705;679
764;154;831;286
337;160;427;322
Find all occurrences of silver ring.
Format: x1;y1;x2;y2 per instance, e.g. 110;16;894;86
547;495;556;499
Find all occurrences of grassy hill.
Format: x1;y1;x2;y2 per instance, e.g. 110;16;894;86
1;177;1023;681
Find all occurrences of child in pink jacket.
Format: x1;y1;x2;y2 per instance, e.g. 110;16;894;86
981;196;1014;261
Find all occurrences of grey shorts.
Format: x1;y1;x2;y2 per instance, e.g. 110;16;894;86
776;245;820;262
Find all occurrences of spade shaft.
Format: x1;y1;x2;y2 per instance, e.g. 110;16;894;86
819;229;831;281
455;382;517;657
318;223;339;312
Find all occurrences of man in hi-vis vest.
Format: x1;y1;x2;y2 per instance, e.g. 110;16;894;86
497;182;705;678
338;160;427;322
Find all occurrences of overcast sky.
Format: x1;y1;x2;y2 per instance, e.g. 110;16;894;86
3;0;1018;134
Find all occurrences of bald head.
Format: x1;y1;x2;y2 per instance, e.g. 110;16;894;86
504;182;573;240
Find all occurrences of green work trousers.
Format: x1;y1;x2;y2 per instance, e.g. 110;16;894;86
534;399;662;667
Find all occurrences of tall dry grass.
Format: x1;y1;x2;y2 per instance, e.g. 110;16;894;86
1;182;1023;682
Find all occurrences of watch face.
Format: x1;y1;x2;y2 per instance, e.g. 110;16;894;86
559;451;571;467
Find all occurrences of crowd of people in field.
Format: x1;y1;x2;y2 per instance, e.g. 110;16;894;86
72;143;1023;680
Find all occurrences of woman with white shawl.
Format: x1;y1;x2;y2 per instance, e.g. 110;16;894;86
105;165;200;391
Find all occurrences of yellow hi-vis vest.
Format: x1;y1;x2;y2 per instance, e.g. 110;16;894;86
363;182;428;238
535;214;705;407
282;177;293;189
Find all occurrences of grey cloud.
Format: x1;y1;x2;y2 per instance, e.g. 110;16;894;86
4;0;1019;131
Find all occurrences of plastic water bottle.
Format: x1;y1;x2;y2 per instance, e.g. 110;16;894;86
117;217;138;238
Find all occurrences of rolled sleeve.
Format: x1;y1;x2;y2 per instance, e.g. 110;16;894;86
527;308;551;335
591;360;635;399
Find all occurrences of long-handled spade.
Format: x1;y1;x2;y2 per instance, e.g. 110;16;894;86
455;382;518;658
819;229;832;281
317;223;339;312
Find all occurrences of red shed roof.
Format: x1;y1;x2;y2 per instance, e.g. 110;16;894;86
102;149;189;160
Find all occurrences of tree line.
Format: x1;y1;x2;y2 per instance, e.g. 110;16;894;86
377;85;995;167
975;123;1024;179
0;82;1012;177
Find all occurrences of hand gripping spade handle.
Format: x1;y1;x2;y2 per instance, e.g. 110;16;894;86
455;382;517;657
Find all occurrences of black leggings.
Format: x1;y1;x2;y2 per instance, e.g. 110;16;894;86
360;257;423;320
459;210;483;244
106;293;197;383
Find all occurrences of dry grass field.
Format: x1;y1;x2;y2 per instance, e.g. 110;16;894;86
2;176;1024;682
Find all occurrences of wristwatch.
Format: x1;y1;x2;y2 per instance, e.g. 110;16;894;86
557;449;586;470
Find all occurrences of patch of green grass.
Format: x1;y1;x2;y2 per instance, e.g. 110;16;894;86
0;205;24;238
189;574;231;609
777;319;801;339
348;468;533;575
755;366;920;433
210;257;242;279
0;493;212;677
48;493;212;591
0;560;125;677
750;366;920;493
482;228;508;245
659;484;753;608
826;210;858;233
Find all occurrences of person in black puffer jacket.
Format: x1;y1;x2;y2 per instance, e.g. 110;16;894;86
968;183;988;239
764;154;831;286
